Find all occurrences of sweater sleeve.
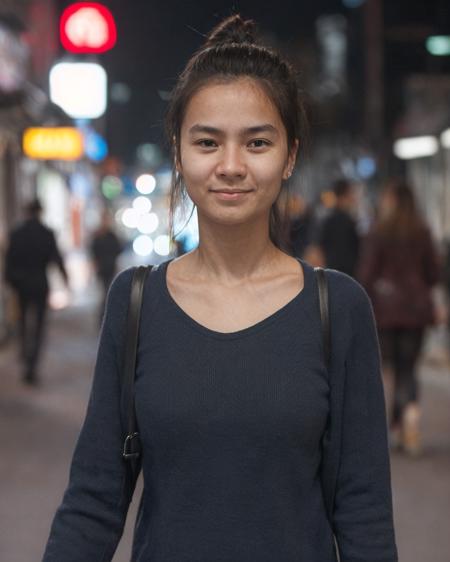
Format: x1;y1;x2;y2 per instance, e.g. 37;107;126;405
333;283;398;562
42;268;136;562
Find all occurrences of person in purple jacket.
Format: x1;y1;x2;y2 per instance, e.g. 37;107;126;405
42;14;397;562
358;179;440;456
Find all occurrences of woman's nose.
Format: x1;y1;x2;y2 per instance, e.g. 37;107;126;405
215;145;247;179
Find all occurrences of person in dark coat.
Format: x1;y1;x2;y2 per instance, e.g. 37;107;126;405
288;194;315;258
318;178;360;277
4;199;69;384
358;179;440;456
89;209;123;324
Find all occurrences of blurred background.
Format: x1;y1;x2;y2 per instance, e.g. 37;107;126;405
0;1;449;561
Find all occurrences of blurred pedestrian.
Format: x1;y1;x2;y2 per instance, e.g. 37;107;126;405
4;199;69;385
42;14;397;562
288;194;325;267
89;209;123;324
358;179;440;456
288;194;314;257
318;178;360;276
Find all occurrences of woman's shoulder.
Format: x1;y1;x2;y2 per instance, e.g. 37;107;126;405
323;267;373;314
109;266;136;298
103;265;159;340
107;263;163;306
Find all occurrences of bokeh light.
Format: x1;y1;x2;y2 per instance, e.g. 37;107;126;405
137;212;159;234
121;208;139;228
133;235;153;256
101;175;122;199
154;234;171;256
136;174;156;194
132;196;152;213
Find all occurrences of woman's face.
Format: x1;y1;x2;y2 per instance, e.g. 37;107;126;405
177;78;298;229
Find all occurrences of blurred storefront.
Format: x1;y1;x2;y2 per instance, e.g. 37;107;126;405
393;75;450;243
0;0;95;341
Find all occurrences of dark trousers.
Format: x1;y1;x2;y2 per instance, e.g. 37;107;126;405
378;327;424;426
17;291;48;377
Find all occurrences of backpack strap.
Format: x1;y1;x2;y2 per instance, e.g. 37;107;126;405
121;265;152;486
314;266;335;526
314;267;331;369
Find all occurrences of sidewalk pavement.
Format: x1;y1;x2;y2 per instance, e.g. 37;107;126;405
0;295;449;562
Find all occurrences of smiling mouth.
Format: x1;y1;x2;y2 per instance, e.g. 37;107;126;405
210;189;253;193
210;189;253;200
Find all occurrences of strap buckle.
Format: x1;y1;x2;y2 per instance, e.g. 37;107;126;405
123;432;141;460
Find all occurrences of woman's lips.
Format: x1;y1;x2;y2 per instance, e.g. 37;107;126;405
210;190;252;201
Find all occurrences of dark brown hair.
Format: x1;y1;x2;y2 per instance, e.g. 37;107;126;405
376;178;426;240
165;14;308;251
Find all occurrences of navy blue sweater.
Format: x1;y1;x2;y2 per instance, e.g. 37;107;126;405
42;259;397;561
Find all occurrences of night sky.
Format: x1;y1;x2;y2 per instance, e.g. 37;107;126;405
55;0;450;165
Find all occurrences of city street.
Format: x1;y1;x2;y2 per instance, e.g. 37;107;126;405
1;289;449;562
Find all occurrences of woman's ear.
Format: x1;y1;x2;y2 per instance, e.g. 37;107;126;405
283;139;299;179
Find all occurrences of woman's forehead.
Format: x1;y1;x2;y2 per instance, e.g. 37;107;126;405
182;78;283;130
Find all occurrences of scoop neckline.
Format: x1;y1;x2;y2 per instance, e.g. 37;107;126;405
159;256;311;340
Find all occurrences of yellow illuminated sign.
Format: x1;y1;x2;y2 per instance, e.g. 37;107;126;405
23;127;84;160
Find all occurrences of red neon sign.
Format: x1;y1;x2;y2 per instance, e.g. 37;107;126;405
60;2;117;54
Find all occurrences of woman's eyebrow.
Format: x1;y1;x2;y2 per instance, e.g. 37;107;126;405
244;124;278;136
188;123;279;136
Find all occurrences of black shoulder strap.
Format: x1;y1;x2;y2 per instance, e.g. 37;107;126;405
121;265;152;485
314;267;331;369
314;267;337;547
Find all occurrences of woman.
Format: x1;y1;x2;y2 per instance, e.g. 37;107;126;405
42;15;397;562
358;179;440;456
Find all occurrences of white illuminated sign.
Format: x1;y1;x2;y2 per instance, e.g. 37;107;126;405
393;136;439;160
49;62;107;119
441;128;450;149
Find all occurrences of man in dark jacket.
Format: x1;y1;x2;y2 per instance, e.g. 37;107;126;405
4;199;69;384
89;209;122;325
318;178;360;277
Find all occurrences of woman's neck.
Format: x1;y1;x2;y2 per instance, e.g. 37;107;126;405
183;219;286;286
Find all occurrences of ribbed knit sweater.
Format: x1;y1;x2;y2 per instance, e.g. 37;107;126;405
42;258;398;562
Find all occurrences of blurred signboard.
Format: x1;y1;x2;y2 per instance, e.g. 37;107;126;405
394;75;450;138
0;23;28;93
60;2;117;54
49;62;107;119
23;127;84;160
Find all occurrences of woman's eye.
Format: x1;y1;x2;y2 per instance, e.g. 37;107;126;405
196;139;217;148
248;139;270;149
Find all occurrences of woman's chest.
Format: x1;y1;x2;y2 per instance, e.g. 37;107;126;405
135;323;329;454
165;270;303;333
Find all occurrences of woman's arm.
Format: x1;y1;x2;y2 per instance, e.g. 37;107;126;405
42;269;136;562
333;283;398;562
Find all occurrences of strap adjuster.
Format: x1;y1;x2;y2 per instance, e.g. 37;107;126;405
123;432;141;460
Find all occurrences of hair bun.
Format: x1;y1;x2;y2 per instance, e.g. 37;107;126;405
204;14;256;48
